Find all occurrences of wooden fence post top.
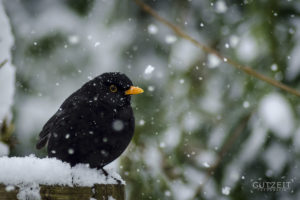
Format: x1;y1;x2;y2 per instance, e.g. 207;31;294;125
0;184;125;200
0;156;125;200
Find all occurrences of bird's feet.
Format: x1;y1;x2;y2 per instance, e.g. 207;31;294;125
101;168;109;177
100;168;122;185
114;178;122;185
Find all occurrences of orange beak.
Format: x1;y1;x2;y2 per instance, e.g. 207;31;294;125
125;86;144;95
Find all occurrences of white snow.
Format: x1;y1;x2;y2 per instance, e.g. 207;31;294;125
164;190;171;196
170;39;202;71
0;141;9;156
263;142;288;175
222;186;231;195
0;155;124;186
68;35;80;44
147;24;158;35
207;54;221;68
144;145;162;175
200;78;223;114
201;179;218;199
203;162;210;168
184;167;206;186
195;150;217;168
170;180;194;200
293;127;300;152
159;142;165;148
236;34;259;62
0;0;15;124
222;119;268;188
287;43;300;80
144;65;155;74
162;126;181;151
17;183;41;200
215;1;227;13
0;1;14;62
242;120;268;162
68;148;74;155
229;35;239;47
165;35;177;44
94;42;101;47
139;119;145;126
271;63;278;71
243;101;250;108
258;93;294;139
5;185;15;192
182;112;200;132
16;98;61;144
147;85;155;92
208;125;228;150
112;120;124;131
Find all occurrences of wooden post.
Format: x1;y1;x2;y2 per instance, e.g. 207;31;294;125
0;184;124;200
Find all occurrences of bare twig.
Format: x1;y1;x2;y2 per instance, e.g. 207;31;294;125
0;59;8;69
134;0;300;97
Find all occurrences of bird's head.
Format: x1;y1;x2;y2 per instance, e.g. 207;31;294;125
91;72;143;107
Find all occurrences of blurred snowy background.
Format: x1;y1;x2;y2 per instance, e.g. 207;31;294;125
1;0;300;199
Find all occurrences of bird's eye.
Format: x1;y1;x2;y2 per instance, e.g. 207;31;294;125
109;85;118;93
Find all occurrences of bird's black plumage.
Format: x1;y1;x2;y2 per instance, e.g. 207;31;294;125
36;72;142;169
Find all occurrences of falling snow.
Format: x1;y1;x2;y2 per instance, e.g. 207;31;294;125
222;186;231;195
147;86;155;92
148;24;158;34
94;42;101;47
271;63;278;71
112;120;124;131
68;148;74;155
144;65;155;74
208;54;221;68
165;35;177;44
203;162;210;168
215;1;227;13
2;1;299;200
243;101;250;108
68;35;79;44
259;93;294;139
139;119;145;126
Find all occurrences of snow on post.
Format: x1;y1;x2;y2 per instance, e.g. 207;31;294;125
0;0;16;157
0;156;125;200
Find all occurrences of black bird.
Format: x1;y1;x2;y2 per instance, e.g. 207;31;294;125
36;72;143;172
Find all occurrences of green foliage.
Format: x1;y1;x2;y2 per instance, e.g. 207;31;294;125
65;0;95;16
26;33;66;57
0;118;15;150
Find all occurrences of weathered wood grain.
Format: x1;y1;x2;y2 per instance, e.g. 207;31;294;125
0;184;124;200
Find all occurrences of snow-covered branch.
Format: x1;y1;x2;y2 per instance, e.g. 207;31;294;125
0;0;16;156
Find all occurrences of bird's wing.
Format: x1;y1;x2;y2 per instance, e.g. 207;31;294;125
36;114;57;149
36;92;88;149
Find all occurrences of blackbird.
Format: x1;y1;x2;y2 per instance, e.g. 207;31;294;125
36;72;143;171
